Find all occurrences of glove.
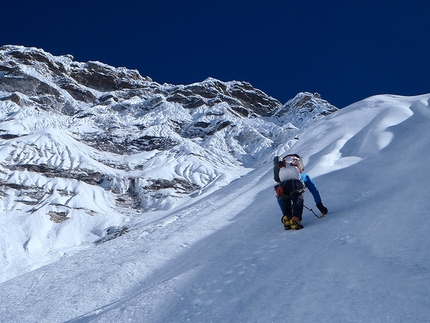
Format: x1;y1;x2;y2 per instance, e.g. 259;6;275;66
316;202;328;215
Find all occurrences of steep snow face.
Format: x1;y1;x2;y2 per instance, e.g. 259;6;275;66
0;93;429;323
0;45;337;282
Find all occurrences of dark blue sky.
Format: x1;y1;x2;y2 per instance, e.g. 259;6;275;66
3;0;430;108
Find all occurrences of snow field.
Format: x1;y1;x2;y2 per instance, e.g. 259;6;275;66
1;94;430;322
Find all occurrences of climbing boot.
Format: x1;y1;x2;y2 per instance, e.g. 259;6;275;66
290;216;304;230
281;215;292;230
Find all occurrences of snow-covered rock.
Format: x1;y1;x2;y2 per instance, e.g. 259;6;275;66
0;45;337;281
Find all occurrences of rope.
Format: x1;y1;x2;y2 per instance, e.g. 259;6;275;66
304;204;325;218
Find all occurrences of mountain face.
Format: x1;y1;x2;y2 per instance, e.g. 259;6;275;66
0;45;337;281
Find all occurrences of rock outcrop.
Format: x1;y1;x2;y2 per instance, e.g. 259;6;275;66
0;45;337;255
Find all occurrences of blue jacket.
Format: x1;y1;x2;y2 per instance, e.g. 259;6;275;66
301;173;322;205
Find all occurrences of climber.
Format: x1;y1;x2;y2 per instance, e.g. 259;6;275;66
273;154;328;230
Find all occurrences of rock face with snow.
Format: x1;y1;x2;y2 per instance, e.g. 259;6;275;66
0;45;337;281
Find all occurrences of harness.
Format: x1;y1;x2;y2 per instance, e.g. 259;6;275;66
275;179;305;199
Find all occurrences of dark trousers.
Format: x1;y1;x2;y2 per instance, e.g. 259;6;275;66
277;179;304;221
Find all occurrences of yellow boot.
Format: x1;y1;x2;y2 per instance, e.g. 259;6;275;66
290;216;304;230
282;216;292;230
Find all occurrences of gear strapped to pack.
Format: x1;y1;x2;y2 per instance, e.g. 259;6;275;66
282;154;304;172
279;154;304;181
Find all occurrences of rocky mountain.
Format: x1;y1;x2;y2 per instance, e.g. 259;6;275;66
0;45;337;280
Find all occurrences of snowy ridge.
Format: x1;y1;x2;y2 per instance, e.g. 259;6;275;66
1;92;429;322
298;94;418;176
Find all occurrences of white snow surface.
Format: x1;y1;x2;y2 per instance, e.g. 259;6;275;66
1;93;430;322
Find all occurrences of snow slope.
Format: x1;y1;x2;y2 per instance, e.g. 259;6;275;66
1;93;430;323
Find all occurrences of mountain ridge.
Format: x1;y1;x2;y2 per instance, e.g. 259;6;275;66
0;45;337;281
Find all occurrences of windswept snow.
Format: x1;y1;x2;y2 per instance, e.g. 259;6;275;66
1;93;430;323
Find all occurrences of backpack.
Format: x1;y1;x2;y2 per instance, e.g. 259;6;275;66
273;154;305;198
273;154;304;183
